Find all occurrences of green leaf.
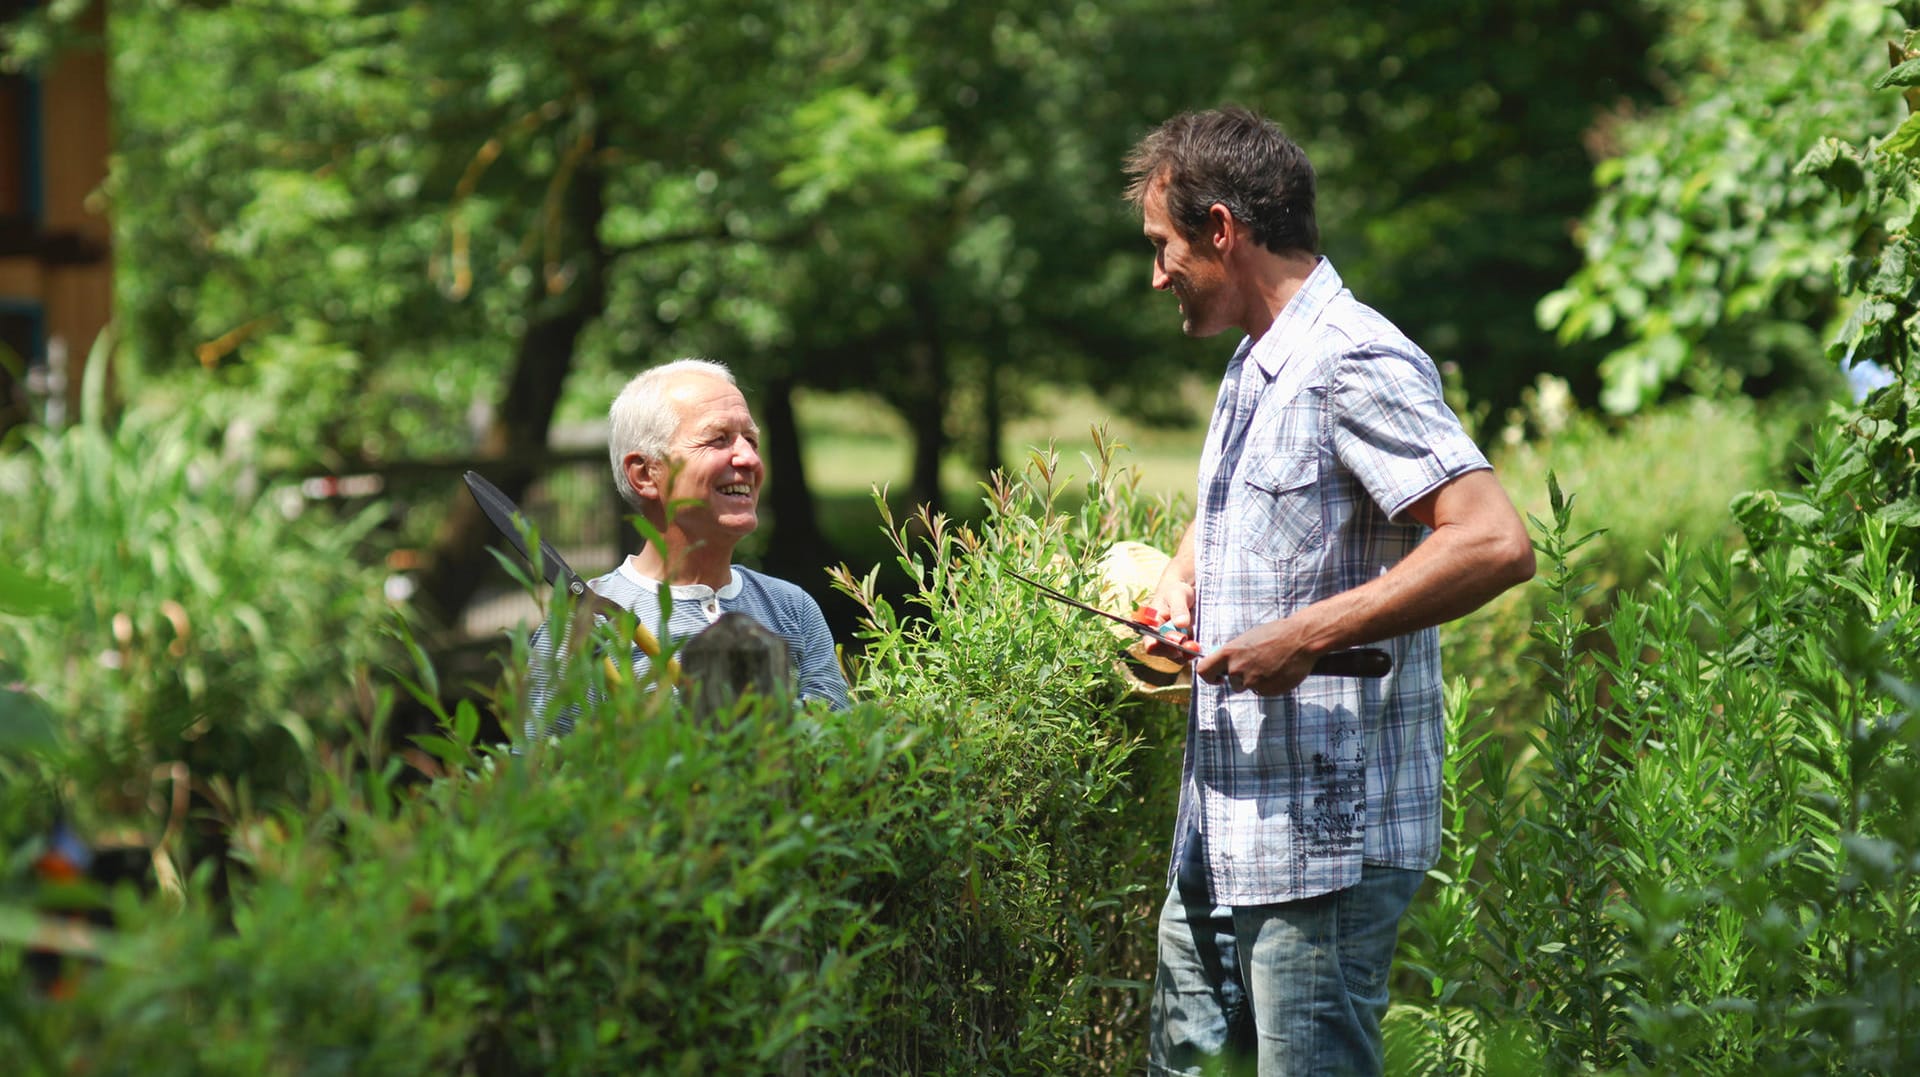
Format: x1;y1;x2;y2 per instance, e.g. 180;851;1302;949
0;560;72;617
411;734;466;772
1795;137;1866;202
1879;112;1920;160
1866;241;1914;295
1873;58;1920;89
1875;497;1920;529
453;699;480;747
0;688;59;753
1833;299;1898;356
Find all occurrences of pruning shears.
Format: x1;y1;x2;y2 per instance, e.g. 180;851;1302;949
1005;568;1392;679
463;470;676;683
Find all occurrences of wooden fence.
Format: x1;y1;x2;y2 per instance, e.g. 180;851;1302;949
294;449;630;640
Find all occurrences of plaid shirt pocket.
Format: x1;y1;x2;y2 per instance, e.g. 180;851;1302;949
1237;448;1323;564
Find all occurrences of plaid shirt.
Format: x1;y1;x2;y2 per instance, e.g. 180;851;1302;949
1174;258;1489;905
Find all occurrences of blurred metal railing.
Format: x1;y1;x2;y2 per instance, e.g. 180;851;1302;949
295;450;632;640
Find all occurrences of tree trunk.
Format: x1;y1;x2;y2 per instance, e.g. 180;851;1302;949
758;373;836;583
415;158;610;626
903;286;949;514
981;350;1005;479
0;361;22;441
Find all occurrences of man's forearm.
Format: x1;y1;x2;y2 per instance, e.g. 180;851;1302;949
1288;469;1533;654
1168;524;1196;585
1196;468;1535;694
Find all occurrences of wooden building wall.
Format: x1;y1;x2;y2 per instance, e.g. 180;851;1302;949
1;0;111;431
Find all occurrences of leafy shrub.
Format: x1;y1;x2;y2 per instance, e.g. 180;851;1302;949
1442;384;1803;733
828;431;1188;1071
1536;0;1902;413
31;862;470;1076
1394;458;1920;1075
10;435;1186;1075
0;404;400;870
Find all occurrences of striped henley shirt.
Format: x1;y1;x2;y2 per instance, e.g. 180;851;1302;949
525;559;849;738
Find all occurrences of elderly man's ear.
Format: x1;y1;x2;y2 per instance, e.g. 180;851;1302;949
624;452;662;502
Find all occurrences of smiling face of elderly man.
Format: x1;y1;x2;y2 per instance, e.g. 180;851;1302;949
610;361;764;586
527;358;853;729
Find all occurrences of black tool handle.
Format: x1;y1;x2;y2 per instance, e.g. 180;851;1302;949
1312;648;1392;678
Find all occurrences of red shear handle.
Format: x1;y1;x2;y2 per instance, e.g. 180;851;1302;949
1136;605;1392;677
1135;606;1203;656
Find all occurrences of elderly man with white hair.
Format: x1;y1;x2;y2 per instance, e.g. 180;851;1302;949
527;358;850;733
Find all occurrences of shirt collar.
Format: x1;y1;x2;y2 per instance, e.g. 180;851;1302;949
1245;256;1341;379
618;558;743;599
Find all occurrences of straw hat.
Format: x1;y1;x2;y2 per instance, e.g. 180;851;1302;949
1100;541;1192;707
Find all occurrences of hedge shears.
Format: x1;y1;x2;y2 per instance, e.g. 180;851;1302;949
1005;568;1392;679
463;470;676;683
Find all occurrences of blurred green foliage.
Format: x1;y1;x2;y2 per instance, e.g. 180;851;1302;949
0;401;401;850
1539;0;1909;413
91;0;1662;494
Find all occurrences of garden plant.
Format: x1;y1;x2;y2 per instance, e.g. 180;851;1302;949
4;4;1920;1076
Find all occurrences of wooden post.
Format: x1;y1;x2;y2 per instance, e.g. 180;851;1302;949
680;611;805;1073
679;612;788;723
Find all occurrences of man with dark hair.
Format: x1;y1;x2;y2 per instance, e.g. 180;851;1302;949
1124;106;1535;1075
526;358;849;735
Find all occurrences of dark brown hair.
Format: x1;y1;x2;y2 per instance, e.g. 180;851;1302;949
1124;105;1318;256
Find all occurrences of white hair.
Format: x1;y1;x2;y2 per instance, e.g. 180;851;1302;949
608;358;737;510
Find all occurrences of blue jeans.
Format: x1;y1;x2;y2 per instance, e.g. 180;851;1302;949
1148;863;1425;1076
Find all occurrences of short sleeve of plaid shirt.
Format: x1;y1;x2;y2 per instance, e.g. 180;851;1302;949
1175;258;1489;906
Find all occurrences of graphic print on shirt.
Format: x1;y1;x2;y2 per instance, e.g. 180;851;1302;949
1305;716;1366;860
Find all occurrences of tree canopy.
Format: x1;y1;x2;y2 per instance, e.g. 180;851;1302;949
46;0;1666;616
1540;0;1909;413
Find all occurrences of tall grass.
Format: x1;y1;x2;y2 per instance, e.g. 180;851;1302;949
0;404;400;875
1393;426;1920;1073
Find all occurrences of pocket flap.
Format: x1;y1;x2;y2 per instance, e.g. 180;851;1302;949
1243;451;1317;495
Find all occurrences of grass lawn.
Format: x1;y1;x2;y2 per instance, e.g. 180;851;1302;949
539;374;1214;584
792;384;1210;570
795;383;1209;509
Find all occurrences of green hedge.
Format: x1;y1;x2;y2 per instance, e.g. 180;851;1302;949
6;434;1185;1075
12;379;1915;1074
